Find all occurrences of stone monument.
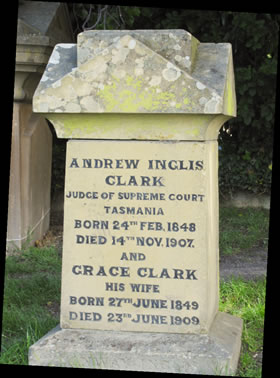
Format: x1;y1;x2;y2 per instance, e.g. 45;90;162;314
7;1;73;252
29;30;243;374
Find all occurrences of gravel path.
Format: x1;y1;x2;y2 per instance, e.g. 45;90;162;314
220;248;267;281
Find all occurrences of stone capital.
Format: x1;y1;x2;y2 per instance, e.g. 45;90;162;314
33;30;236;117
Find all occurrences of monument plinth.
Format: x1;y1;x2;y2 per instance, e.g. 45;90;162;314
29;30;242;375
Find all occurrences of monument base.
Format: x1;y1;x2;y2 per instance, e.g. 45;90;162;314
29;312;243;375
28;312;242;375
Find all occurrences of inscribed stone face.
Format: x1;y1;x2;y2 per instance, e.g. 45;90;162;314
60;139;218;333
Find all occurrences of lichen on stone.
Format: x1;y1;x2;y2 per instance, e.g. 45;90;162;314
33;30;236;117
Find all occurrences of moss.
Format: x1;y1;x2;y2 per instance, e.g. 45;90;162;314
190;36;199;72
98;75;177;112
224;75;235;116
47;113;217;141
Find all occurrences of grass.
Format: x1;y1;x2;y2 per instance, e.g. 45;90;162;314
1;247;61;365
1;207;268;375
219;207;270;255
220;278;266;377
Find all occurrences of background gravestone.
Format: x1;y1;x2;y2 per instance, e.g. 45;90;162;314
29;30;243;375
7;1;73;252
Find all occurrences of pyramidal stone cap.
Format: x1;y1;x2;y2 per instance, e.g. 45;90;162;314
33;30;236;116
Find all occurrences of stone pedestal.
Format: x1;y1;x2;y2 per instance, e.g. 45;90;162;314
7;103;52;250
29;312;242;375
6;1;73;252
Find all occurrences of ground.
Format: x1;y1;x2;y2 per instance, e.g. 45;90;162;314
220;248;267;281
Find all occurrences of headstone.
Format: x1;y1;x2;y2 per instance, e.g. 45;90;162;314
7;1;73;252
29;30;243;375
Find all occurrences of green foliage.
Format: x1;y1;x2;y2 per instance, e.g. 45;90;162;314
63;7;278;196
153;9;278;195
217;13;277;195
